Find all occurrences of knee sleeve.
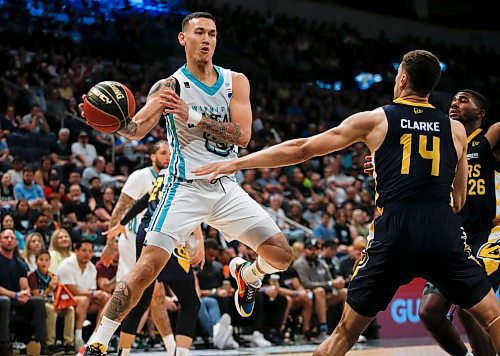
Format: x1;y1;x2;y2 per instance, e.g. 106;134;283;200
121;282;155;335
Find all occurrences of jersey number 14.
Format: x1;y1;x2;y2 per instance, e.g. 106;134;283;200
400;133;441;176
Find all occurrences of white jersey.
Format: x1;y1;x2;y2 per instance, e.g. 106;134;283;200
121;166;157;233
166;64;237;180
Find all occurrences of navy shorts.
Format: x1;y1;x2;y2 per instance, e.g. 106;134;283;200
137;220;194;283
347;202;491;317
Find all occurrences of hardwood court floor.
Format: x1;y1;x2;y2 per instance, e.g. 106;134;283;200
126;337;453;355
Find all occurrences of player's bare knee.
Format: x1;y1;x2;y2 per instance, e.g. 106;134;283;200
418;305;443;327
259;234;292;269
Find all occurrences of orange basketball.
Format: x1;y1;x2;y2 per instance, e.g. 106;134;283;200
83;81;136;133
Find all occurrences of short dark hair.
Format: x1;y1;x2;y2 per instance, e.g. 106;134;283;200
401;50;441;96
458;89;489;119
73;239;93;250
36;249;51;260
204;238;220;251
22;167;34;174
182;12;216;30
152;140;168;154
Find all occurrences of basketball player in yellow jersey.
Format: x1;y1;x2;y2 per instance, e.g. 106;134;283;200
193;50;500;356
417;90;500;356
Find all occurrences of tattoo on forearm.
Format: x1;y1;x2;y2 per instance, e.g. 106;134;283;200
118;120;138;138
198;116;242;145
110;194;135;226
105;281;131;321
147;77;176;98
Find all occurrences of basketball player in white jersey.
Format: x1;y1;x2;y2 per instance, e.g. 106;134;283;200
78;12;292;355
100;140;177;354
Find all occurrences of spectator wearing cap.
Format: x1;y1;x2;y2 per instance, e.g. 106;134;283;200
293;238;346;342
14;167;45;208
320;240;341;277
312;212;338;242
50;128;73;167
7;157;24;187
71;131;97;167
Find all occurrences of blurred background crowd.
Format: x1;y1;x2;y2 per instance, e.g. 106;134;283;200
0;0;498;354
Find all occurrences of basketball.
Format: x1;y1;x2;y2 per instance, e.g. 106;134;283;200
83;81;136;133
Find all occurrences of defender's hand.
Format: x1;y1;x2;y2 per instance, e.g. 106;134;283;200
192;161;239;181
364;155;374;175
103;224;127;241
190;242;205;269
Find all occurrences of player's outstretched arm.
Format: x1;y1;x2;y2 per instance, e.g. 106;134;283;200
193;110;380;179
117;78;176;140
485;122;500;150
451;119;468;214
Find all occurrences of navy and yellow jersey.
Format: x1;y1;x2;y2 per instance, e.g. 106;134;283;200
374;99;457;208
136;169;194;280
145;169;168;223
460;128;500;236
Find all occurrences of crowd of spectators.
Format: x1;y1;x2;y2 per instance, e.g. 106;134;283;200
0;0;498;354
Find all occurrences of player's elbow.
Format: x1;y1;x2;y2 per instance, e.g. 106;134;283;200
452;192;466;214
237;131;251;148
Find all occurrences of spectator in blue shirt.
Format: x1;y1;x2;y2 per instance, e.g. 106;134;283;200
312;212;338;242
14;168;45;208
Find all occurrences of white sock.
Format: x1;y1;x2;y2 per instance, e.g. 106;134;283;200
241;261;265;285
163;334;176;356
75;329;82;340
176;347;190;356
89;316;121;348
118;348;130;356
465;352;474;356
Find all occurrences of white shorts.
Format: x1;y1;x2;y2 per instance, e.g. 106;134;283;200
116;230;136;282
146;177;280;253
